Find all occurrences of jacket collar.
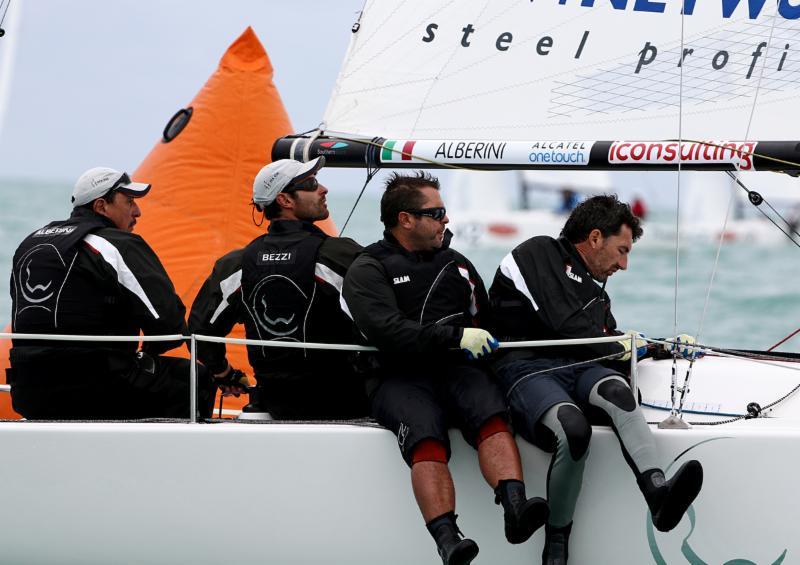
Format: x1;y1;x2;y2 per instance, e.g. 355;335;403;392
69;207;117;229
558;236;591;273
379;229;454;261
267;219;327;237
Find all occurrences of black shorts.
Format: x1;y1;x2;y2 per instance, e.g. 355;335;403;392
370;362;507;467
10;351;214;420
495;357;622;448
255;364;368;420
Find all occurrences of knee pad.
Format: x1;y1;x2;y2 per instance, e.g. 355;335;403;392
411;438;449;465
476;414;510;445
556;404;591;461
597;377;636;412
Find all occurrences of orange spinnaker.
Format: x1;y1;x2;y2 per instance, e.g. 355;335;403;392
0;27;334;418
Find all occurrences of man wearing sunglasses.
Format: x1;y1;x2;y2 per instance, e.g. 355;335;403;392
9;166;215;419
189;157;367;420
342;171;548;565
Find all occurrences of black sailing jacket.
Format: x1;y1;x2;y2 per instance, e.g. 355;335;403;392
189;220;362;376
489;235;626;364
341;230;489;368
10;207;187;365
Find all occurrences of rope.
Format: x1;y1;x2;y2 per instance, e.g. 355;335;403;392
726;172;800;249
0;0;11;31
647;381;800;427
0;332;184;342
505;352;622;399
768;328;800;352
338;165;378;237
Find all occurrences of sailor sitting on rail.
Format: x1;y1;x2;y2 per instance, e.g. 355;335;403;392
189;157;367;420
489;195;703;565
342;171;549;565
8;166;215;419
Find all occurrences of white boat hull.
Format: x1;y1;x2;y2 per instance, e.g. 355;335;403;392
0;414;796;564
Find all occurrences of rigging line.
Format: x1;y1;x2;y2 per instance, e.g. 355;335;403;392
693;172;737;347
726;171;800;247
410;0;493;136
740;5;780;146
669;2;688;417
505;352;621;400
676;176;736;418
0;0;9;30
338;166;378;237
768;328;800;352
727;170;800;237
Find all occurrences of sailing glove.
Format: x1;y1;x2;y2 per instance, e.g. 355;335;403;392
214;364;250;396
619;331;648;361
663;334;704;360
460;328;499;360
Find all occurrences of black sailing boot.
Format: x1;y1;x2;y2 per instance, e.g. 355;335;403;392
637;460;703;532
425;512;479;565
542;522;572;565
494;479;550;544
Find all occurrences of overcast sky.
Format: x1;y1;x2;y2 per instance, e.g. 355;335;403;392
0;0;774;211
0;0;365;182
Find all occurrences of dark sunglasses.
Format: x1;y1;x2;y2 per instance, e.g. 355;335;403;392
102;173;133;199
285;177;319;193
404;207;447;221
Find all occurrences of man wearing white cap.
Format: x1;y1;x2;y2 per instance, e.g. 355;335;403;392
8;166;215;419
190;157;367;419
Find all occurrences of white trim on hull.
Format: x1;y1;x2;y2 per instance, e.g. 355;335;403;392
0;420;796;564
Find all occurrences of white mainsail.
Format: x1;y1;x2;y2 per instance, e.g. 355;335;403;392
324;0;799;143
0;0;20;142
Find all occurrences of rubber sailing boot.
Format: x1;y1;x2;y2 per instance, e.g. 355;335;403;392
542;522;572;565
425;512;479;565
494;479;550;544
637;460;704;532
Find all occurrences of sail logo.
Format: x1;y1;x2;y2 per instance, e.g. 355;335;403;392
559;0;798;19
608;141;756;170
393;275;411;285
318;140;350;157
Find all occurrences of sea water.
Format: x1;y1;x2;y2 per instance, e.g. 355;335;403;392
1;178;799;352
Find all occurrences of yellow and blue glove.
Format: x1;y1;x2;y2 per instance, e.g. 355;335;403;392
620;330;648;361
460;328;499;360
664;334;704;360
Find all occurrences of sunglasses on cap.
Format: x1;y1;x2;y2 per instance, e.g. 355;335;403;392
285;176;319;193
404;207;447;221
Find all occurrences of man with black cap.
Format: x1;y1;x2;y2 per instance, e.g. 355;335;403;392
8;166;215;419
189;156;367;419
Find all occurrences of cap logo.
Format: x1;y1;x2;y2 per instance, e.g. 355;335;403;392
91;173;115;188
263;171;281;190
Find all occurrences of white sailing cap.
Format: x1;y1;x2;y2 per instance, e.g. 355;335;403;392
252;157;325;207
72;167;151;207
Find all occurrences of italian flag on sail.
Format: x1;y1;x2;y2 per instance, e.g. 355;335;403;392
381;140;417;162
